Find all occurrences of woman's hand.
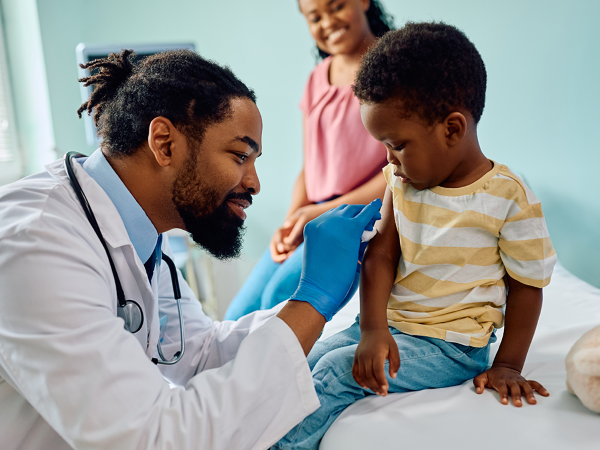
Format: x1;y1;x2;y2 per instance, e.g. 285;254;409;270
269;226;295;263
282;204;328;250
473;364;549;406
353;328;400;396
270;205;326;263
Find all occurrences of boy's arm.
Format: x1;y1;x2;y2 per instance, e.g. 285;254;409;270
353;188;401;395
473;275;550;406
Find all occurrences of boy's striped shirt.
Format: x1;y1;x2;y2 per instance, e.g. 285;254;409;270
383;162;556;347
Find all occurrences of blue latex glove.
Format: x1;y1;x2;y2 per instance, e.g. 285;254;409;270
290;199;382;321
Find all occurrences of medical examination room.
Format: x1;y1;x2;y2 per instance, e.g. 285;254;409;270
0;0;598;449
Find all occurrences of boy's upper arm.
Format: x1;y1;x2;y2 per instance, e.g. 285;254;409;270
505;272;543;300
368;186;401;265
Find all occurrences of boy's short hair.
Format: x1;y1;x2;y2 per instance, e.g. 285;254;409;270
353;22;487;124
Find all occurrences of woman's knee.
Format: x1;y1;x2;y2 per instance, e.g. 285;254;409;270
260;249;304;309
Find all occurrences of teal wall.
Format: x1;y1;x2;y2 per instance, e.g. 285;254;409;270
3;0;599;287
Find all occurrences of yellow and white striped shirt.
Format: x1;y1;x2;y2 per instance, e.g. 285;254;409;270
383;162;556;347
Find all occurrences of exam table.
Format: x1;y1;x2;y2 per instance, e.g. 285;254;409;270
319;262;600;450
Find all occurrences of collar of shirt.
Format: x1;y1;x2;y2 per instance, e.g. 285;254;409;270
82;149;158;264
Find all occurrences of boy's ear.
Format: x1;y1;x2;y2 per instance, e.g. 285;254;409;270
443;112;467;145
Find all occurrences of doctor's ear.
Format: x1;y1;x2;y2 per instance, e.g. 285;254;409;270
147;116;181;168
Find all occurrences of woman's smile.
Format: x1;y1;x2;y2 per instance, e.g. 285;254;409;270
326;27;348;44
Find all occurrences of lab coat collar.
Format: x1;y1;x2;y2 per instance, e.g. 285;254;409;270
46;157;160;353
82;150;158;263
45;157;137;252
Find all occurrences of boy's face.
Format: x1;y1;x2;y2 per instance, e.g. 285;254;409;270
360;101;457;191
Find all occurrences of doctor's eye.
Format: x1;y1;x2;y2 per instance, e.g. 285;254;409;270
235;153;249;163
391;144;406;151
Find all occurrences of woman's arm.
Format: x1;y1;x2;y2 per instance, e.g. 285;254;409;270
270;117;311;262
285;167;311;219
282;171;387;250
323;170;387;208
352;187;401;396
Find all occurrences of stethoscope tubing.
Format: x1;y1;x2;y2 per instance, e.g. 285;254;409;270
155;254;185;365
64;152;185;365
64;152;128;308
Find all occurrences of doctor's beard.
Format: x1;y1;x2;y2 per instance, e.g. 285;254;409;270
171;157;249;260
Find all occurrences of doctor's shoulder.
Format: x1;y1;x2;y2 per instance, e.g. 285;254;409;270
0;168;89;240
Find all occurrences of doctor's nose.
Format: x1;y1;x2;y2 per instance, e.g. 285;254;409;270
243;165;260;195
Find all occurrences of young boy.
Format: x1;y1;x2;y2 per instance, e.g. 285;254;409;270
273;22;556;450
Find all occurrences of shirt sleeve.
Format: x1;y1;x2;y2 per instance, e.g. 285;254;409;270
498;202;557;288
0;207;319;450
382;163;395;192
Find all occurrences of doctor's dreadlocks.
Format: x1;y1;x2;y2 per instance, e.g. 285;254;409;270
77;49;256;156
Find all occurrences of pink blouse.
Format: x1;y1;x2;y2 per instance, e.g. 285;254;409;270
300;57;388;203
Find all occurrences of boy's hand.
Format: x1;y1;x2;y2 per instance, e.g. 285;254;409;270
473;364;549;406
353;329;400;396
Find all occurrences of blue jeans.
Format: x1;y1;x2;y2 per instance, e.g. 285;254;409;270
273;318;495;450
224;244;304;320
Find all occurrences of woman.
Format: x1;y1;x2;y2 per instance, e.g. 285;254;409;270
225;0;394;320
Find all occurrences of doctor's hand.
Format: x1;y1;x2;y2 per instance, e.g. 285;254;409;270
353;329;400;396
290;199;382;321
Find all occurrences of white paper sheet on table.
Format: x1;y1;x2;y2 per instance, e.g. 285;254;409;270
318;262;600;450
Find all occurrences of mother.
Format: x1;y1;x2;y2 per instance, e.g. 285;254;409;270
225;0;394;320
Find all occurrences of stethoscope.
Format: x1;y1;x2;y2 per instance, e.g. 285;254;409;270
64;152;185;365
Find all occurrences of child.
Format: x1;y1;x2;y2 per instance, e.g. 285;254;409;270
224;0;394;320
273;22;556;450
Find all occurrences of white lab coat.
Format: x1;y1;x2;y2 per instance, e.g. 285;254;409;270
0;158;320;450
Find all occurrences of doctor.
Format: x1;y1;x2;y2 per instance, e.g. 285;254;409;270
0;49;381;450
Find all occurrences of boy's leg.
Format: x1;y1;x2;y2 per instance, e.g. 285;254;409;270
274;325;493;450
385;328;493;393
307;318;361;370
274;322;363;450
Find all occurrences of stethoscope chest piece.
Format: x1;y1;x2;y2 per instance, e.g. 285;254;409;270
117;300;144;334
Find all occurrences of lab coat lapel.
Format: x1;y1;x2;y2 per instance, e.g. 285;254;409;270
45;158;158;355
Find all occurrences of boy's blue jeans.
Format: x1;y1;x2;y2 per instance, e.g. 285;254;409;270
273;318;495;450
224;244;304;321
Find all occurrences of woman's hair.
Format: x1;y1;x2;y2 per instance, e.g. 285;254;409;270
77;49;256;156
316;0;395;60
353;22;487;124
